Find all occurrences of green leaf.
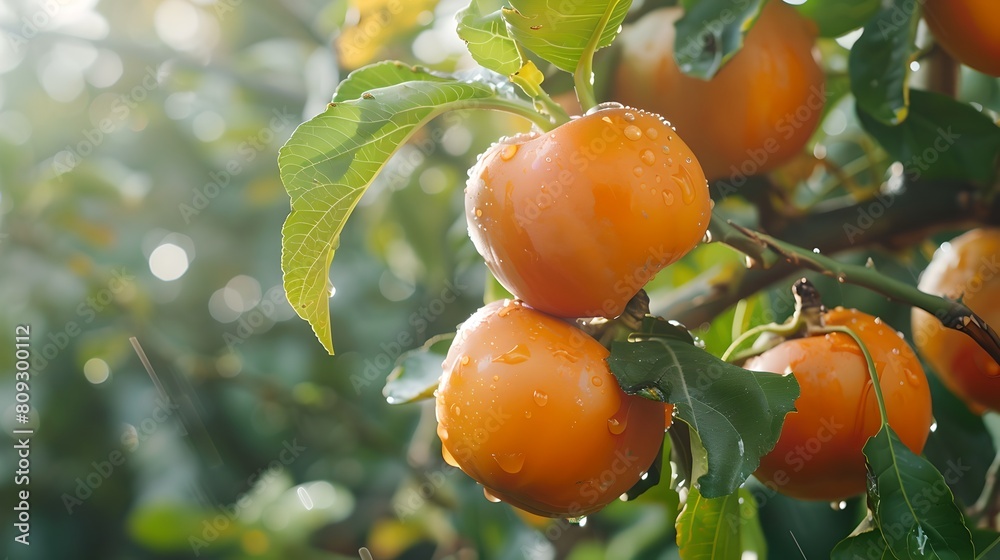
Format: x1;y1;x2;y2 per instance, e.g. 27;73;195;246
794;0;881;37
973;529;1000;559
502;0;632;74
673;0;765;79
278;64;509;354
383;333;454;404
858;89;1000;184
457;0;522;77
848;0;920;125
607;318;799;498
675;484;742;560
865;426;975;560
832;530;892;560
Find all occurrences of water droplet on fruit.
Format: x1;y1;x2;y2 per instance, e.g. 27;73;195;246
575;397;584;406
662;190;674;205
493;344;531;364
623;112;635;122
587;101;624;115
830;500;848;511
891;348;900;356
608;411;628;435
646;127;659;139
442;445;459;467
661;145;670;154
492;375;499;382
544;156;552;163
874;317;882;325
591;376;603;387
633;166;643;177
639;183;647;190
533;390;548;406
567;516;587;526
641;149;655;166
930;420;938;432
524;410;532;419
904;368;922;386
624;125;642;141
685;157;692;164
492;452;525;474
672;167;696;204
550;348;580;362
437;425;449;441
451;404;461;416
460;355;471;366
483;487;502;503
702;229;713;243
500;144;518;161
475;208;482;218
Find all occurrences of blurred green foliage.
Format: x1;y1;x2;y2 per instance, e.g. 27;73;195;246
1;0;999;559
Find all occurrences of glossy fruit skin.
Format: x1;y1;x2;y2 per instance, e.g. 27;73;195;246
748;308;932;501
466;107;711;319
614;2;825;181
913;229;1000;413
435;299;665;517
924;0;1000;77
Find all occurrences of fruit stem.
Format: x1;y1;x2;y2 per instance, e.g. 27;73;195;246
722;221;1000;366
463;97;557;132
573;0;620;112
721;278;824;363
819;325;890;425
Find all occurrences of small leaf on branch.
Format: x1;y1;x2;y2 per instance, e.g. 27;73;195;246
502;0;632;74
457;0;522;77
848;0;920;125
383;333;454;405
673;0;765;79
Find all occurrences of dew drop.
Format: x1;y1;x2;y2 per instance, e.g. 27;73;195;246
640;471;649;481
492;452;525;474
475;208;483;218
524;410;532;419
623;112;636;122
544;156;552;163
451;403;461;416
442;445;459;467
640;149;656;166
813;248;821;254
891;348;900;356
483;487;502;503
685;157;692;164
662;190;674;205
646;127;659;139
633;166;644;177
624;125;642;141
533;390;549;406
460;355;471;366
830;500;848;511
702;229;713;243
662;145;670;154
587;101;624;115
591;376;603;387
500;144;518;161
930;420;938;432
904;368;922;386
672;167;697;204
493;344;531;364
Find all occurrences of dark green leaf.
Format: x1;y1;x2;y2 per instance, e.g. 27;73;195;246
973;529;1000;560
848;0;919;124
279;64;505;353
502;0;632;74
794;0;881;37
832;530;892;560
607;332;799;498
675;484;742;560
673;0;765;79
858;89;1000;183
457;0;522;77
865;426;975;560
383;333;454;404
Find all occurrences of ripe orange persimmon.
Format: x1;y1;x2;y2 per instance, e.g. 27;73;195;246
913;229;1000;413
613;1;825;181
923;0;1000;77
435;299;665;517
465;106;711;319
748;308;932;501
